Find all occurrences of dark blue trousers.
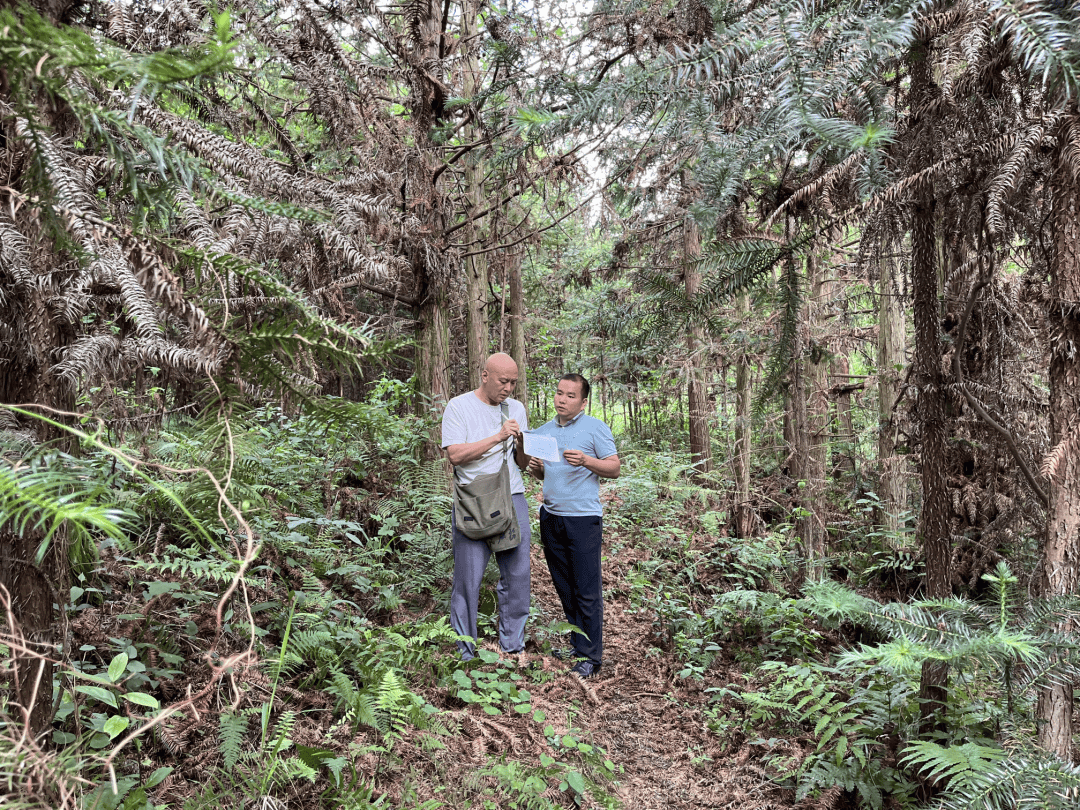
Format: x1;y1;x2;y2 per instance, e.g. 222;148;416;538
539;507;604;665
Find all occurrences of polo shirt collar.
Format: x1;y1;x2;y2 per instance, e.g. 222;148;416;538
556;410;586;427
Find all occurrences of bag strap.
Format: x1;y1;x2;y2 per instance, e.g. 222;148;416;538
499;402;512;468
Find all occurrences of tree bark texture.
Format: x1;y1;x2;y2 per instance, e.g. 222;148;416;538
734;293;754;537
878;251;908;537
461;0;487;390
804;253;829;575
683;211;713;479
508;247;528;410
910;41;951;734
409;0;451;454
1036;145;1080;759
0;533;58;733
831;353;857;479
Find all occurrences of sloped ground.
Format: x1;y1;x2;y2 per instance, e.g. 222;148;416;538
308;524;802;810
50;512;805;810
515;537;796;810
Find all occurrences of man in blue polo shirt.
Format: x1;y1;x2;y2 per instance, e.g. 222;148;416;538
527;373;620;679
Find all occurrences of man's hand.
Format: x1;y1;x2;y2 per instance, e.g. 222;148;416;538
446;418;524;467
562;449;588;467
561;450;621;479
527;457;545;479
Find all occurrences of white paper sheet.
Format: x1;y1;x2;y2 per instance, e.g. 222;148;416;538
523;432;560;463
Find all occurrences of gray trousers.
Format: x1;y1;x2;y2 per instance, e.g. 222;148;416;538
450;492;531;659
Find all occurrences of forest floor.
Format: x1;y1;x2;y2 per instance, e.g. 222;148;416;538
375;503;811;810
512;537;796;810
59;492;822;810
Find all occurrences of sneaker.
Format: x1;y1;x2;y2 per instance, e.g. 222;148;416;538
550;646;575;660
569;660;601;680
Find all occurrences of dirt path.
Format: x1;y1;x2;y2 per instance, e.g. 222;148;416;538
521;539;794;810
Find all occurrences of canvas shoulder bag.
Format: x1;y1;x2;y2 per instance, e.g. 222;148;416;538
452;403;521;552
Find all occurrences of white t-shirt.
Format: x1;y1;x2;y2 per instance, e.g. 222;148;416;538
441;392;528;494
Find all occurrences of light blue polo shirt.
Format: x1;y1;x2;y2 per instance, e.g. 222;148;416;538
531;412;617;516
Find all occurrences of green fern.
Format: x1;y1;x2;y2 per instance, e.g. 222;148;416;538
137;548;239;583
374;669;415;741
934;755;1080;809
0;447;131;564
265;710;297;758
901;740;1008;792
802;567;1080;705
218;712;249;771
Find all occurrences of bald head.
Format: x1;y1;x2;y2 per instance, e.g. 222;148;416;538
485;353;518;375
478;353;519;405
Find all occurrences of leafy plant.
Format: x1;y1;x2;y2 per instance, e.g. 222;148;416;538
708;660;917;809
450;650;534;717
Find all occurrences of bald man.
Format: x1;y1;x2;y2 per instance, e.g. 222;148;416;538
441;353;532;660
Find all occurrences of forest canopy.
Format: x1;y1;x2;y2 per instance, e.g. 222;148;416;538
2;0;1080;808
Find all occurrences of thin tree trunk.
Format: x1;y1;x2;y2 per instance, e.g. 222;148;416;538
878;250;907;537
734;293;754;537
463;229;487;389
410;0;450;457
831;353;857;479
683;209;714;479
910;39;951;735
804;254;829;576
461;0;487;388
508;247;528;411
1036;144;1080;759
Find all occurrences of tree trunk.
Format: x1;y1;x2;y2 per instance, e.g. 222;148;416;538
804;254;829;576
910;40;951;735
1036;144;1080;759
734;293;754;537
683;210;713;479
831;353;857;480
461;0;487;389
409;0;451;457
463;227;487;390
878;250;907;538
508;247;528;410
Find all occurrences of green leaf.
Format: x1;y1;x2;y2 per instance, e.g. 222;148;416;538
124;692;159;709
295;744;337;769
532;709;546;722
145;767;173;789
108;652;129;683
76;684;118;708
565;769;586;795
103;715;130;739
146;581;182;599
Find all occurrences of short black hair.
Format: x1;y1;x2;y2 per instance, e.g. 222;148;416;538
560;373;590;400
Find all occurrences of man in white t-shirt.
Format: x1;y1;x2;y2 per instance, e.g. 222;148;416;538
441;353;532;660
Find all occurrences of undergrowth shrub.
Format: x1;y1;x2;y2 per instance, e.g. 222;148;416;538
708;660;917;809
702;561;1080;808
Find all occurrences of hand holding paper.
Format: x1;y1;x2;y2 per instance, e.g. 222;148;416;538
523;432;560;463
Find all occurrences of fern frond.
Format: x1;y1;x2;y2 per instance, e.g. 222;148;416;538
219;711;249;771
933;750;1080;810
986;0;1080;102
0;447;131;562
